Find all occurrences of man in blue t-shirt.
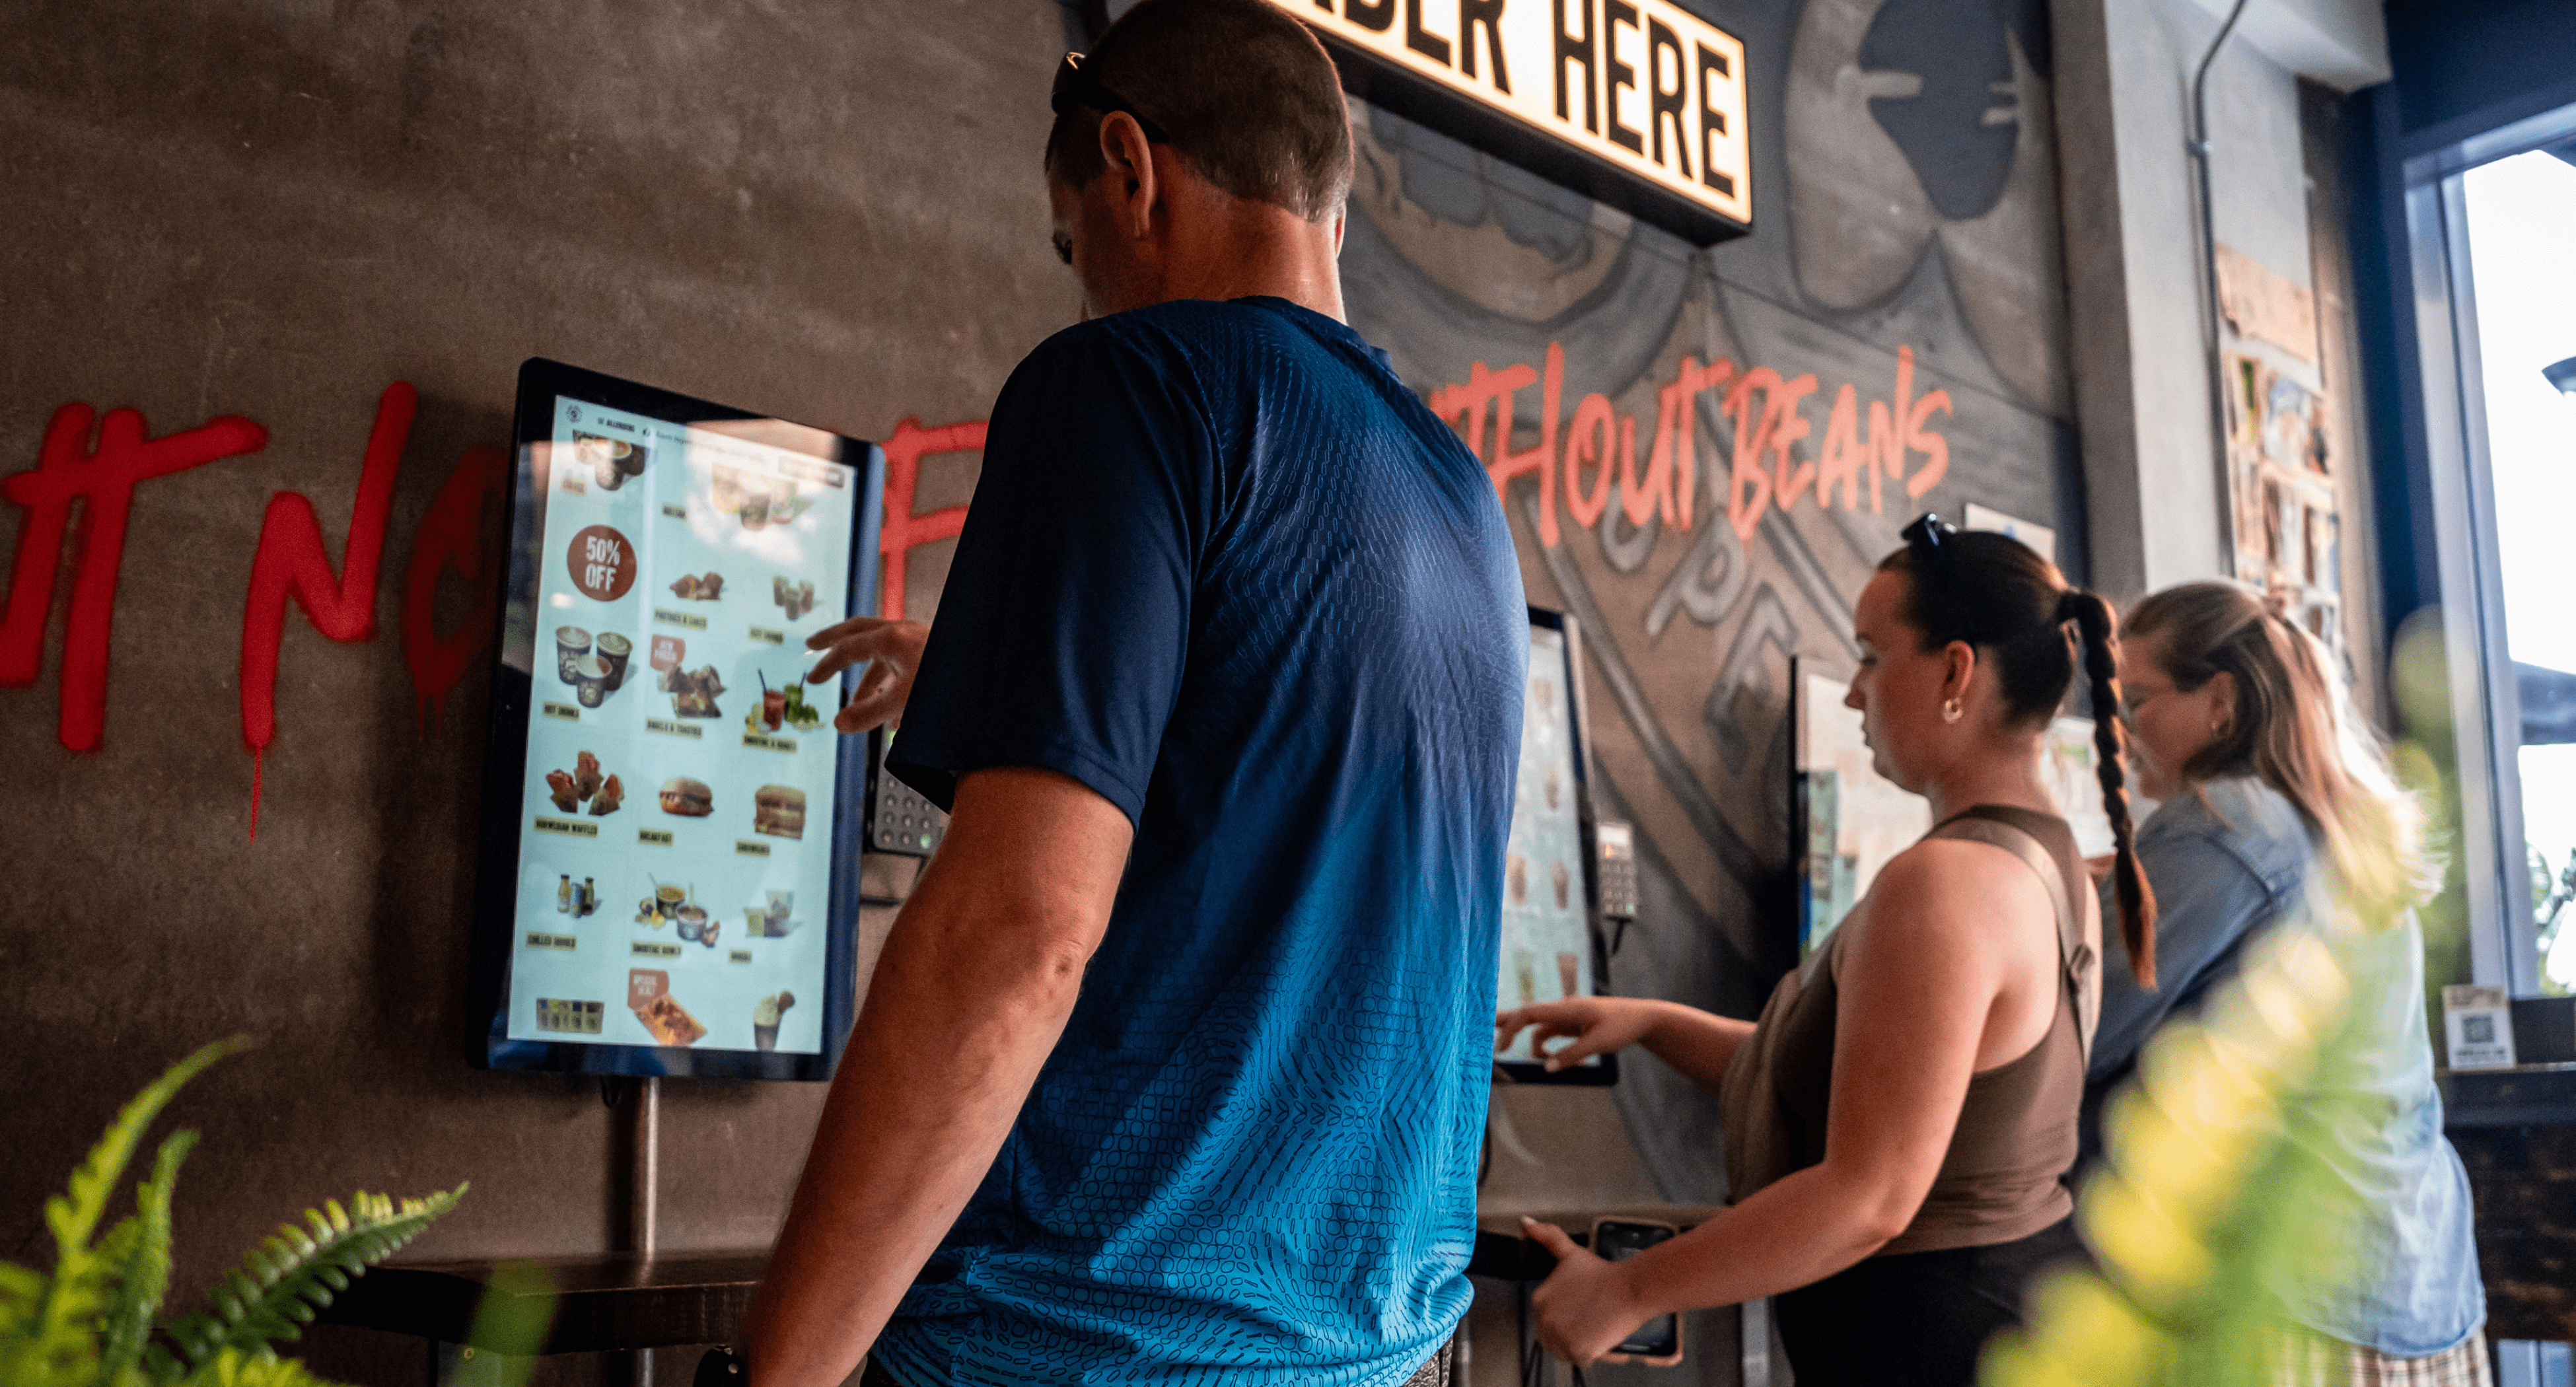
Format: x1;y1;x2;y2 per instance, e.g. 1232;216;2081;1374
743;3;1524;1384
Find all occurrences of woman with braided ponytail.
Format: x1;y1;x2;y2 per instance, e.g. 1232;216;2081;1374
1497;515;2140;1384
2081;581;2487;1384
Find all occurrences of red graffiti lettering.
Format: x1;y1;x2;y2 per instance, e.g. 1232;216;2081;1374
240;383;413;837
401;444;509;738
0;405;268;750
1723;369;1782;540
1902;357;1954;499
1816;384;1892;514
878;417;984;622
1431;359;1561;546
1561;393;1620;530
1643;355;1734;531
1493;349;1563;547
1435;342;1949;548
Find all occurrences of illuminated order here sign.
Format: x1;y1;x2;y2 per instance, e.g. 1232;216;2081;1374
1275;0;1751;244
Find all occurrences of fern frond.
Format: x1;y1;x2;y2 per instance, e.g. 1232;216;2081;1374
172;1346;353;1387
100;1129;197;1383
0;1259;47;1327
44;1040;248;1265
164;1186;464;1370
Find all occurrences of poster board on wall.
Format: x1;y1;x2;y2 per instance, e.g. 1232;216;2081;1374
1795;662;2118;957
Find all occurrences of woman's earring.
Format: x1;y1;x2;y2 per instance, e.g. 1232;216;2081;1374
1941;698;1962;725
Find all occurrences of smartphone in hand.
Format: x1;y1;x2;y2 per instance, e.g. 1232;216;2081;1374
1589;1218;1683;1367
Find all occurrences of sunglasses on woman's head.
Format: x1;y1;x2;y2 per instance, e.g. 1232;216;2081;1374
1901;512;1954;559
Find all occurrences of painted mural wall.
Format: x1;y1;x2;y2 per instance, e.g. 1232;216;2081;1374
1326;0;2082;1201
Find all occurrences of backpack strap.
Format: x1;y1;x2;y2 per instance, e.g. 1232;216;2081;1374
1931;816;2097;1064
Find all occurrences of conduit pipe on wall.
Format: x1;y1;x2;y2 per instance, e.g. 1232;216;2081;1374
635;1075;661;1386
2188;0;2255;577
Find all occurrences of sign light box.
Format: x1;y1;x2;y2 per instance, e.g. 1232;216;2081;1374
1276;0;1751;245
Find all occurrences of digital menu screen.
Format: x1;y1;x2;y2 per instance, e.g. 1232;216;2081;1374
477;363;878;1075
1496;620;1599;1069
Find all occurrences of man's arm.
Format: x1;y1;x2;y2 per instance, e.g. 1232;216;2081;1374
742;767;1134;1387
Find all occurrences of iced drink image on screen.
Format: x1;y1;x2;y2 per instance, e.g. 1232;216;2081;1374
1556;951;1581;1000
754;990;795;1051
1512;948;1537;1008
1507;853;1528;906
1551;859;1570;909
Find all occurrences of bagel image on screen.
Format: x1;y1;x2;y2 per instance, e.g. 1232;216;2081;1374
506;393;857;1058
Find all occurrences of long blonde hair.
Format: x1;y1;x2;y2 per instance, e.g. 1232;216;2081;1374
2125;583;2431;919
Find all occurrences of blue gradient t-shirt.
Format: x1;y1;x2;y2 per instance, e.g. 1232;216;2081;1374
875;297;1524;1386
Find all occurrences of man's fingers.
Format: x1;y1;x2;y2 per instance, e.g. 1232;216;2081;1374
803;615;890;649
805;639;886;684
834;688;905;735
804;622;919;682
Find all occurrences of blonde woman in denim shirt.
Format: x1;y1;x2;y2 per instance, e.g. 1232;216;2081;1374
2083;582;2487;1384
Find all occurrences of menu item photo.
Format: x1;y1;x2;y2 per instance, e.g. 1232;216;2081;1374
470;358;888;1080
753;785;805;840
659;777;714;816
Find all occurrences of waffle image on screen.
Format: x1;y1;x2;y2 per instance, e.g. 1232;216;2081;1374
1495;608;1612;1084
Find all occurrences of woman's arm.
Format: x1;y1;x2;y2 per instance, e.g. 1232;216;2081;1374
1525;840;2042;1363
1495;997;1756;1092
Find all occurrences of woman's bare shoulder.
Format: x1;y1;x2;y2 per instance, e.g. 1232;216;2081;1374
1861;837;2052;944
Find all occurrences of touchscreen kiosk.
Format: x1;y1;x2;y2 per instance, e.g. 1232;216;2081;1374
468;359;885;1079
1495;607;1615;1085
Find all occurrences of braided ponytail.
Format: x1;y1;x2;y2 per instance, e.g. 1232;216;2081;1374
2060;589;2157;985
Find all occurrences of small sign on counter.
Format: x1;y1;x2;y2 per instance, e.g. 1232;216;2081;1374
2443;984;2517;1069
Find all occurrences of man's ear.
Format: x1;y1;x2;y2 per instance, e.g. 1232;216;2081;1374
1094;111;1160;236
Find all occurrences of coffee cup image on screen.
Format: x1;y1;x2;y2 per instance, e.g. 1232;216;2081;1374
499;390;863;1059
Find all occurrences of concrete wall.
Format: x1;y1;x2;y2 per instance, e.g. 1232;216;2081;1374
2048;0;2388;719
0;3;1077;1381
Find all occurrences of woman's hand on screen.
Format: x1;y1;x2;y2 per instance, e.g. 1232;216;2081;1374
804;618;930;734
1495;997;1654;1071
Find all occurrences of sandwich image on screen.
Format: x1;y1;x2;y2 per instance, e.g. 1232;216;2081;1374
754;785;805;840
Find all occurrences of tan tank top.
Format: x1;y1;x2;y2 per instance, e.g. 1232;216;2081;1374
1719;805;2092;1257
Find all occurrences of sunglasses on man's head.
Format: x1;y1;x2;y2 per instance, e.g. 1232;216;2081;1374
1050;52;1172;144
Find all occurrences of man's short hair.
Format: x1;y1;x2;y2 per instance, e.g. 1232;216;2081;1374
1045;0;1353;222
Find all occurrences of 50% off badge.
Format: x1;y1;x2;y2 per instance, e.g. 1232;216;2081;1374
567;524;637;602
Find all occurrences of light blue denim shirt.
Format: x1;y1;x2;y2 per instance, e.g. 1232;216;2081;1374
2083;777;2485;1357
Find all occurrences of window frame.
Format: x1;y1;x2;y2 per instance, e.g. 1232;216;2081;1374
2399;98;2576;995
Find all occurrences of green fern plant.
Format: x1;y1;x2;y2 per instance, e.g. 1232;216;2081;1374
0;1038;464;1387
